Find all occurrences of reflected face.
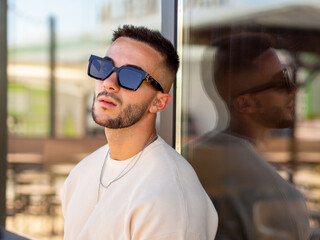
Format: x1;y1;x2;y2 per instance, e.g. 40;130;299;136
92;37;163;129
246;49;297;128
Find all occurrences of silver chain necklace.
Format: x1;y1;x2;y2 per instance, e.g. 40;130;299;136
97;134;158;202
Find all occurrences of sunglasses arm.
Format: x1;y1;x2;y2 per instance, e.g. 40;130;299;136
145;74;164;93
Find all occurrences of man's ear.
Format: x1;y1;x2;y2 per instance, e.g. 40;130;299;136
149;93;171;113
233;95;256;114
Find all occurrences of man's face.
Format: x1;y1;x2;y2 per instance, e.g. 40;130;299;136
245;49;297;129
92;37;163;129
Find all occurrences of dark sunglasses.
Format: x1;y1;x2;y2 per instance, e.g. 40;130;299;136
239;68;298;95
88;55;164;92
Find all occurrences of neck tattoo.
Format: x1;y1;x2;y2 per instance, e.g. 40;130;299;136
97;134;158;202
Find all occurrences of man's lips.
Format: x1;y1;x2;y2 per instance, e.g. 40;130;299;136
97;96;117;107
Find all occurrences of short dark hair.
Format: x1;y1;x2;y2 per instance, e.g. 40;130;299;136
213;33;274;99
112;25;179;76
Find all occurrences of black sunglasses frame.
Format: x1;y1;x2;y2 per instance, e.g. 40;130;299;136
88;55;164;92
239;68;297;95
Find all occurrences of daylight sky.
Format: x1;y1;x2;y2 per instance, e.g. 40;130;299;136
8;0;103;45
7;0;316;45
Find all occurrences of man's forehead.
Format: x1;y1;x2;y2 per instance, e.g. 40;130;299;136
105;37;163;68
107;37;160;57
106;37;165;85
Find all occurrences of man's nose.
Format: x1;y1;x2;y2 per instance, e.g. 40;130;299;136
102;71;120;92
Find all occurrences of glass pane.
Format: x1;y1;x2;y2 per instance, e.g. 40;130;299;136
6;0;161;239
179;0;320;239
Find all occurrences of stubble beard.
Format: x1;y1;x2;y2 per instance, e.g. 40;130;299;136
92;96;150;129
257;105;294;129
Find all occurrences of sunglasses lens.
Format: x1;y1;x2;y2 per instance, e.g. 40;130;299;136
118;68;143;90
90;58;113;80
88;56;161;92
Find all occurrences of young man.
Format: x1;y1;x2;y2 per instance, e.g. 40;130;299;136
62;25;218;240
185;34;310;239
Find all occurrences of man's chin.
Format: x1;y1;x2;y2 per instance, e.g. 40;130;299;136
92;111;109;128
92;117;107;128
276;118;294;129
92;114;129;129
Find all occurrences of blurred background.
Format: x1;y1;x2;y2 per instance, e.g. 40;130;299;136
1;0;320;239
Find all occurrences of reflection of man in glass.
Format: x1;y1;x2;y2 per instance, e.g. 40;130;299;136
215;35;297;139
186;34;310;239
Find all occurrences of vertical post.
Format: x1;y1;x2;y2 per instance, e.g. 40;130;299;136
288;64;298;183
49;16;56;137
0;0;8;227
160;0;178;147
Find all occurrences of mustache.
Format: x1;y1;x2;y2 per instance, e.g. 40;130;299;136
96;90;122;105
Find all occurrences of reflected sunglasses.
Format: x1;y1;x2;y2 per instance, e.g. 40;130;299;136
239;68;298;95
88;55;164;92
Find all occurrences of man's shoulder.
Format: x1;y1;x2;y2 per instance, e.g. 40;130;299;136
145;136;195;174
192;131;253;147
129;139;218;239
183;130;257;158
138;137;209;199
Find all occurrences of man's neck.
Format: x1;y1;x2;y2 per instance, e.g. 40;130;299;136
105;119;157;160
228;116;269;146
